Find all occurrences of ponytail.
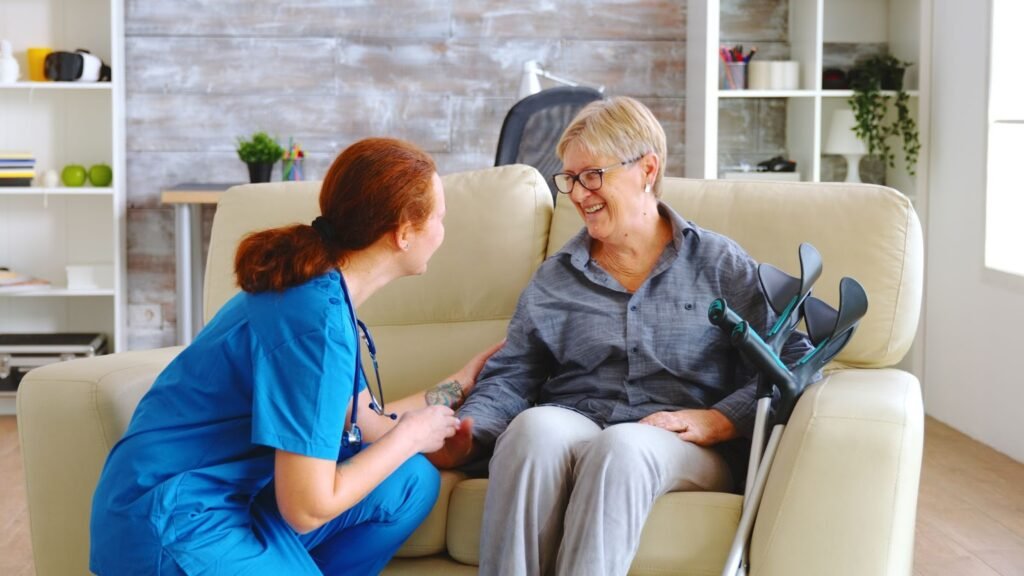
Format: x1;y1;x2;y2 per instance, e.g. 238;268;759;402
234;137;436;293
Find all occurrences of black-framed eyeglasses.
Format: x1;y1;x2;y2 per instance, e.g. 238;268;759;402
551;154;644;194
356;319;397;421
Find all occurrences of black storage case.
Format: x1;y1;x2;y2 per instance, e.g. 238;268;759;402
0;333;107;392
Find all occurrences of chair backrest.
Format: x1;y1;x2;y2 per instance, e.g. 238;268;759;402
204;165;553;398
494;86;604;200
546;177;924;369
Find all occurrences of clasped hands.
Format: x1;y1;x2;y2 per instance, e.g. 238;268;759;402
639;408;737;446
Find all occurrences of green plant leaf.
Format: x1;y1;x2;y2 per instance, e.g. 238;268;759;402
236;132;285;164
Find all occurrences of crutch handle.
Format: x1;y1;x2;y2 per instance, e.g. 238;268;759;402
708;298;743;331
731;321;798;410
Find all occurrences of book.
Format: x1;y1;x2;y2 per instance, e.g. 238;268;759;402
0;269;50;293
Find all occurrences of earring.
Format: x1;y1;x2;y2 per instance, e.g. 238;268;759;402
401;242;410;251
644;182;652;194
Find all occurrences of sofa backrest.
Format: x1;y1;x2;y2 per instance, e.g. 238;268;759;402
547;178;923;368
205;164;553;398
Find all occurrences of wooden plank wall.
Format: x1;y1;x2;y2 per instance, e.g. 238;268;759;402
124;0;785;348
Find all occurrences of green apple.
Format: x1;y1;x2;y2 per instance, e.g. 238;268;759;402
61;164;87;187
88;164;113;187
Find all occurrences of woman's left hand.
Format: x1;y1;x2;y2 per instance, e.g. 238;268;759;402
639;408;737;447
450;339;506;397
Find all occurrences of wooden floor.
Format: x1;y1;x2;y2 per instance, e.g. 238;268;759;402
1;416;1022;575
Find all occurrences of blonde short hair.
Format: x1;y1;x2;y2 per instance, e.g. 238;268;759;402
556;96;668;197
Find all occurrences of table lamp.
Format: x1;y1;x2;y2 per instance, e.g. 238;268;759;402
824;108;868;183
517;60;605;100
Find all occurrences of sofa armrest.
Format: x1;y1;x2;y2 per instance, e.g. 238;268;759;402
17;346;181;576
750;368;923;576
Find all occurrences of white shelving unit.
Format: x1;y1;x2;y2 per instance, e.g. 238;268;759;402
685;0;931;205
0;0;126;414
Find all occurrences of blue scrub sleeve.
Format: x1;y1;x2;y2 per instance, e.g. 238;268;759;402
251;326;356;460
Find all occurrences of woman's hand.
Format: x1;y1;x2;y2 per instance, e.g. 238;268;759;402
639;408;737;446
450;339;506;398
425;416;477;469
394;405;460;454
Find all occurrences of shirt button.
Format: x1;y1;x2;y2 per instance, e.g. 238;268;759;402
632;346;639;353
684;303;694;310
328;272;340;281
630;305;638;311
329;297;341;305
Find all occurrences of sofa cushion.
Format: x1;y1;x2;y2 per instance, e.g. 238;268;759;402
445;478;743;575
547;179;923;368
750;368;923;575
205;164;553;398
395;470;466;558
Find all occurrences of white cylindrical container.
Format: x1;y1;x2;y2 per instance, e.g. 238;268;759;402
748;61;772;90
780;61;800;90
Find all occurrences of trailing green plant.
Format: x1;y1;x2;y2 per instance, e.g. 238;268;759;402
847;54;921;175
236;132;284;165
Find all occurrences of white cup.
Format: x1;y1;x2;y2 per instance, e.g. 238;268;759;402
747;61;800;90
748;62;772;90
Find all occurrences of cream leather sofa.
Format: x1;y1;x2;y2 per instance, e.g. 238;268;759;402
18;164;924;576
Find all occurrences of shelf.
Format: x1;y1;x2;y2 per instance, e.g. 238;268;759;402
718;89;921;99
0;81;113;91
719;90;818;99
0;187;114;196
822;90;921;98
0;287;115;297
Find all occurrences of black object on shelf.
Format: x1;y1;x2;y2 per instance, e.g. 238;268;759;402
822;68;848;90
0;333;107;391
757;156;798;173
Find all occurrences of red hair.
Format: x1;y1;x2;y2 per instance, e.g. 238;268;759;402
235;137;437;292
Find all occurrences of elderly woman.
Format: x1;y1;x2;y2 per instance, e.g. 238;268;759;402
429;97;814;576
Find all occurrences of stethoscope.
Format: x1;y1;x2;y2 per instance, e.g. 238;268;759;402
338;270;397;452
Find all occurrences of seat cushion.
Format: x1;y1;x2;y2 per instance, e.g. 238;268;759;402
445;478;742;575
395;470;466;557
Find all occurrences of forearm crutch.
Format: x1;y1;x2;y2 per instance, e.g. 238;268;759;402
708;243;822;501
714;277;869;576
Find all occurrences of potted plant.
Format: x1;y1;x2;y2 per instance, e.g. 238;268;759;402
847;54;921;175
236;132;284;183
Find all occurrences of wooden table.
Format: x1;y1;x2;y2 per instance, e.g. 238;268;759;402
160;182;243;346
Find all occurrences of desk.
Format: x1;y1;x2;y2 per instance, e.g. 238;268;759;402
161;182;242;345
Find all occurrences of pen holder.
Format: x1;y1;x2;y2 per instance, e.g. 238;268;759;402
281;157;304;181
721;62;747;90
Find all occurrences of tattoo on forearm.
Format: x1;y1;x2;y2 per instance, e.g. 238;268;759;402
425;380;464;408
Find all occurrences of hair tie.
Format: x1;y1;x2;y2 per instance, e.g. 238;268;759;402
311;216;336;244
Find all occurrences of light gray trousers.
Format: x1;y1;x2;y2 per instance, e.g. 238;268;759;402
479;406;733;576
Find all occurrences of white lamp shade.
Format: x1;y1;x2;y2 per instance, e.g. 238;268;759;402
824;109;868;155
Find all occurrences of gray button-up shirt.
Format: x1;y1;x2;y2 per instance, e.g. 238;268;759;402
459;203;813;454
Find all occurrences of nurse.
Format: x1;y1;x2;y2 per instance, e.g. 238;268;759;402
90;137;502;575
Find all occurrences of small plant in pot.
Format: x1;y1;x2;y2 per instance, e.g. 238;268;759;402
236;132;284;183
847;54;921;175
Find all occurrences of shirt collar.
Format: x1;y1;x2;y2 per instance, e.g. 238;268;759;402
560;201;701;272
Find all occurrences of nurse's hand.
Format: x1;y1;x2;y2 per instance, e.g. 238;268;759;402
450;339;506;397
426;417;477;469
396;405;460;454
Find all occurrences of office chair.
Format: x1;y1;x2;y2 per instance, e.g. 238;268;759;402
494;86;604;201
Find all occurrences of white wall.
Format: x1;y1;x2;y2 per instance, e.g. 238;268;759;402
925;0;1024;462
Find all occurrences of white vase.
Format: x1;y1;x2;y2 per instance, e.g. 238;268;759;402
0;40;20;84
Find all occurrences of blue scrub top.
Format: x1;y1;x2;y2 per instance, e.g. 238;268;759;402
90;270;366;574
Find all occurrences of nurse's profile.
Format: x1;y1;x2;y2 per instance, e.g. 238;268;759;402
89;137;502;575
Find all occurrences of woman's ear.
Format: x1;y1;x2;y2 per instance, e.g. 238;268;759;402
394;222;413;252
641;153;660;183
